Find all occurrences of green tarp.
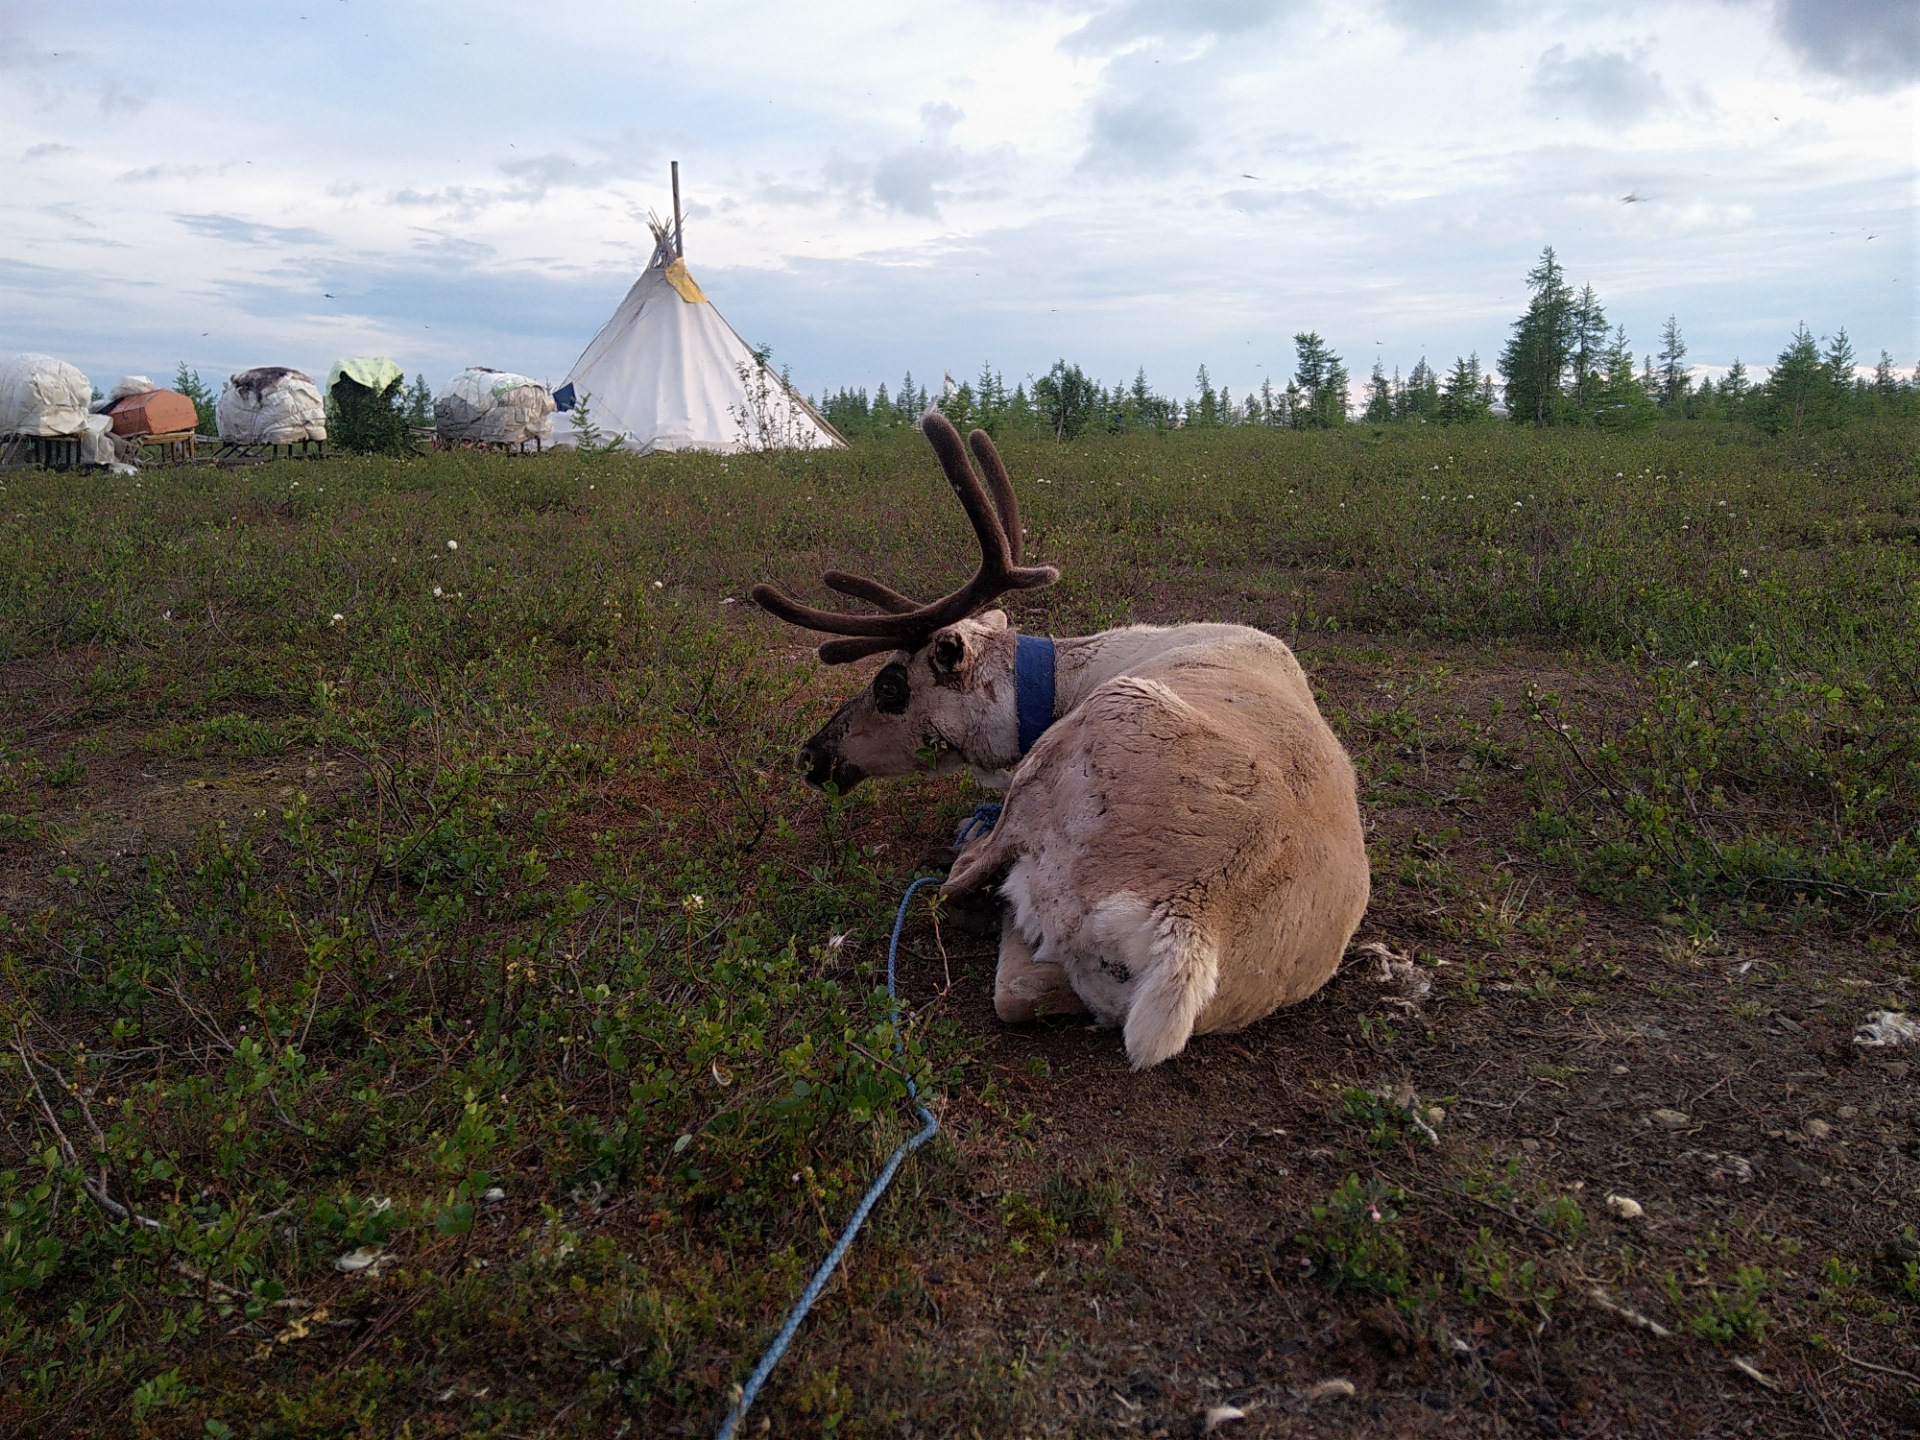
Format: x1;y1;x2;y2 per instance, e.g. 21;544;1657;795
326;356;403;396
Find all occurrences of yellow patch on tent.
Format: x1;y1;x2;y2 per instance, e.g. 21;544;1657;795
663;258;708;304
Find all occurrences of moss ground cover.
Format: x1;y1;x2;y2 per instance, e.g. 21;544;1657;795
0;418;1915;1435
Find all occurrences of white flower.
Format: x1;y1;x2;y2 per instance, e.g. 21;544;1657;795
447;539;458;551
432;585;443;597
331;613;344;625
1740;568;1749;576
682;894;706;914
653;580;664;589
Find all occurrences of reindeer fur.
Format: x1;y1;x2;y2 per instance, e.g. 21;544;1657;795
754;415;1369;1069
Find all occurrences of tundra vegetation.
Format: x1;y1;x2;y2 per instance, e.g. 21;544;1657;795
0;413;1917;1436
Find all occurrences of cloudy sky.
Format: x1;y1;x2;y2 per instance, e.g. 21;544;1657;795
3;0;1914;402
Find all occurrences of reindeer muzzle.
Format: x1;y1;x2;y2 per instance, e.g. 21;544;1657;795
796;721;866;790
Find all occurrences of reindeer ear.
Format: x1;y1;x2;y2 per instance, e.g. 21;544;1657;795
930;630;967;675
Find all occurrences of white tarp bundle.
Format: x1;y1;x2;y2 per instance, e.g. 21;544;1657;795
435;368;555;447
217;367;327;444
90;376;158;414
0;353;121;466
1;353;92;436
552;220;843;455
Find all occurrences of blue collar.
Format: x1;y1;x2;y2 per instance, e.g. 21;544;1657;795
1015;634;1056;756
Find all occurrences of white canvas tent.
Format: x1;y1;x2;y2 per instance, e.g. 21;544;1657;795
553;218;843;455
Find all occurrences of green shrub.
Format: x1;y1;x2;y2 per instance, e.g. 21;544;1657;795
1299;1174;1411;1296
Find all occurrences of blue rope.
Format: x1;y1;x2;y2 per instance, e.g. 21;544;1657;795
716;873;945;1438
953;801;1001;850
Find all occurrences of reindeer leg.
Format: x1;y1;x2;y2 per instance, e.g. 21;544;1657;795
993;912;1087;1023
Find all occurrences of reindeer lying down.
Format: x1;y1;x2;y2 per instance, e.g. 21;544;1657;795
754;413;1369;1069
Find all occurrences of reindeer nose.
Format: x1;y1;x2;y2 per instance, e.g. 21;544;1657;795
796;745;830;787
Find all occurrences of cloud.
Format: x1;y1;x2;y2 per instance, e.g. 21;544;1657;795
496;150;588;200
1771;0;1919;92
98;78;151;115
388;185;488;213
1531;44;1668;124
0;6;66;70
410;231;497;263
1063;0;1289;55
871;145;954;218
204;259;619;348
117;163;215;183
23;142;78;160
920;101;964;133
384;142;657;218
1078;95;1199;176
173;213;332;247
812;107;972;219
1378;0;1518;39
1223;183;1377;217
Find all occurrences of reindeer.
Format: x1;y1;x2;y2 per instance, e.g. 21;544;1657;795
754;413;1370;1069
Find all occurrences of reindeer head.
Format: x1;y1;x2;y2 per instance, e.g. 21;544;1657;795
752;412;1058;790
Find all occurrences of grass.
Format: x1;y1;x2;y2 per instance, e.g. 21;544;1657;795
0;416;1916;1435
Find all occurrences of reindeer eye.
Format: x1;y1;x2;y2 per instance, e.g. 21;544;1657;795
932;635;965;672
872;664;910;715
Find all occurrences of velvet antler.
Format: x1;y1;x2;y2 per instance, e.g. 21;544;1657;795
751;410;1057;663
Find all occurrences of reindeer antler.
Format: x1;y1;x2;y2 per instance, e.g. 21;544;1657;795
752;410;1058;663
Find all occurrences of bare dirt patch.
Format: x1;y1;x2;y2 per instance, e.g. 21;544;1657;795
779;640;1919;1439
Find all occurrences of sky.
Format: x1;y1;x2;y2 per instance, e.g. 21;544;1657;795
2;0;1914;403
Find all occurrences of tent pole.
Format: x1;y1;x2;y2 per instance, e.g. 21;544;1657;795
671;161;683;257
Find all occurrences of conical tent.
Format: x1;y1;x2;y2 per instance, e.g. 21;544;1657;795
554;220;843;454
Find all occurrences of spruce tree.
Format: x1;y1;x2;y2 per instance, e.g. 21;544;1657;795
1759;324;1830;433
1437;354;1492;425
406;374;434;429
1873;350;1898;406
1568;285;1609;418
1655;315;1690;411
1399;358;1440;422
1291;333;1348;427
1721;360;1749;416
1257;377;1280;426
1363;358;1393;422
1499;246;1574;425
172;363;217;436
1593;327;1659;431
1190;365;1220;427
1823;328;1858;415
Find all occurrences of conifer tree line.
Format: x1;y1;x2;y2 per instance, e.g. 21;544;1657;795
816;244;1917;440
816;332;1356;442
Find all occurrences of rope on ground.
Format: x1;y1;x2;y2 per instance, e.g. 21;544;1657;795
717;803;1001;1437
712;896;925;1432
